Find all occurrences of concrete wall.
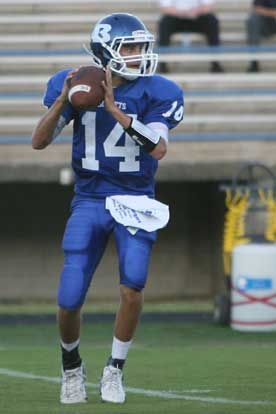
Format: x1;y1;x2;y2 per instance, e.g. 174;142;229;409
0;182;225;302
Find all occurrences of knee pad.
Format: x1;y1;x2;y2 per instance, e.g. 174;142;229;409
120;278;145;292
58;265;87;310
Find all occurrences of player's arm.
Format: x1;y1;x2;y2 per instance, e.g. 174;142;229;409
102;68;167;160
31;96;68;150
32;69;77;150
105;106;167;160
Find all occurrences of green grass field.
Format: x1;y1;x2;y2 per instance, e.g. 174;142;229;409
0;317;276;414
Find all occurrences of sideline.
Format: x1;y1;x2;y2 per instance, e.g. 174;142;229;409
0;367;274;406
0;312;212;325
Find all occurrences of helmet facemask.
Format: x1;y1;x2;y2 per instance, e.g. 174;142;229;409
88;26;158;80
104;34;158;80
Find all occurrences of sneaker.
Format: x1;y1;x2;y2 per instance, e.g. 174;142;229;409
247;61;260;73
100;365;125;403
210;62;225;73
60;363;87;404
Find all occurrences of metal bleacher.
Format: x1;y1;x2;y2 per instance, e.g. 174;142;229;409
0;0;276;182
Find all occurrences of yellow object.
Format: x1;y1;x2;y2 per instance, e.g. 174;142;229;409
223;187;276;275
223;189;250;275
259;189;276;242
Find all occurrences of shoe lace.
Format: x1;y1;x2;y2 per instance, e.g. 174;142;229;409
102;367;122;393
64;368;85;397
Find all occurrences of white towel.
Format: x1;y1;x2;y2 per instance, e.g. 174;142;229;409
106;195;170;235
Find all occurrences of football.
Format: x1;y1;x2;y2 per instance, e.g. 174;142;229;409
68;66;106;110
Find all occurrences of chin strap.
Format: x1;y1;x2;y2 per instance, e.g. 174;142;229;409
82;43;105;70
124;118;161;153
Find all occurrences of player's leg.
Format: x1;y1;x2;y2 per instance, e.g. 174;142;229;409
58;197;112;404
114;285;143;341
100;225;156;403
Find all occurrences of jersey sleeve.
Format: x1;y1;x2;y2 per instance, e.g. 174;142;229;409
43;69;75;124
142;76;184;131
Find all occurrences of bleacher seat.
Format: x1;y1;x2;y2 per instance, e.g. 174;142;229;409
0;0;276;182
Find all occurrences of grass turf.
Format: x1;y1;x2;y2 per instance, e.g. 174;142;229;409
0;320;276;414
0;300;213;314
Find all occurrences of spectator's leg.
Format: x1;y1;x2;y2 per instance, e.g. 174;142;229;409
158;15;176;73
262;16;276;38
246;13;267;72
158;15;193;73
195;14;224;73
197;13;220;46
247;12;265;45
158;15;175;46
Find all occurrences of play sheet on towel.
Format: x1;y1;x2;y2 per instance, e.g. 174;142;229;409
105;195;170;235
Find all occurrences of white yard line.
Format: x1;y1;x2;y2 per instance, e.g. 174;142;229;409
170;389;212;394
0;367;274;406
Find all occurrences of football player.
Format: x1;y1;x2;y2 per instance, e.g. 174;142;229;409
32;13;184;405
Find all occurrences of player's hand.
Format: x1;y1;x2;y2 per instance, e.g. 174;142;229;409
59;67;80;103
101;66;131;128
102;66;116;113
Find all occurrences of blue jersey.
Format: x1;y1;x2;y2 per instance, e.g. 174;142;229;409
44;69;184;198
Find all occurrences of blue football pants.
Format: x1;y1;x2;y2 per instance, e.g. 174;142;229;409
58;196;157;310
